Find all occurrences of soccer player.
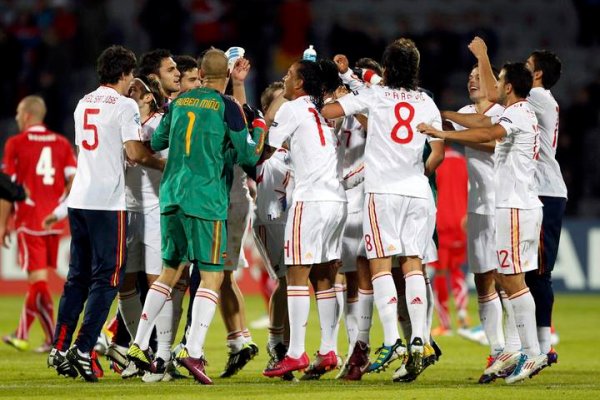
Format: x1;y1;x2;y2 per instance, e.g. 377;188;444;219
525;50;566;365
173;55;201;94
430;145;468;336
138;49;181;101
1;95;76;353
47;45;164;382
104;75;171;382
322;38;445;376
263;59;348;378
440;64;510;380
128;48;264;385
219;53;260;378
419;39;547;384
252;81;294;377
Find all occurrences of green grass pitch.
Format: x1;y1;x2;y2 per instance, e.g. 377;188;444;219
0;293;599;399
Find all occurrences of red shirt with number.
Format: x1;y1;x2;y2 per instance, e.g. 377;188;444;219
2;124;77;235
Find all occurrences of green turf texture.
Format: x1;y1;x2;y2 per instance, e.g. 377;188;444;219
0;294;598;399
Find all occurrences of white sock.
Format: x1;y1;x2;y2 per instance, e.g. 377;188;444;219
316;288;338;354
333;283;346;354
500;290;521;352
242;328;253;344
356;289;373;344
287;286;310;359
134;282;171;349
478;292;505;356
424;277;434;344
226;331;245;353
170;279;187;339
405;271;427;343
509;288;540;357
537;326;551;354
372;272;400;346
397;290;411;341
346;297;359;353
186;288;219;358
154;296;173;361
118;289;142;339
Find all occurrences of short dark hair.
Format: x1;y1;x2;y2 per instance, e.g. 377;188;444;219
97;45;137;85
471;63;501;79
260;81;284;112
382;38;419;90
355;57;383;76
296;59;341;111
173;55;198;75
530;50;562;89
138;49;172;77
502;62;533;98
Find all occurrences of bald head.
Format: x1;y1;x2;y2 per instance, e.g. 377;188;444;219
16;95;46;131
200;49;229;80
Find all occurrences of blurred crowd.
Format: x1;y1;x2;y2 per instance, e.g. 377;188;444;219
0;0;598;216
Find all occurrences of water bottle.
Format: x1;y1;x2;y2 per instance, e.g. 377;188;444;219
225;46;245;72
303;45;317;62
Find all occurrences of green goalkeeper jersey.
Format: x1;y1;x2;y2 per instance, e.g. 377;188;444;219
152;87;264;220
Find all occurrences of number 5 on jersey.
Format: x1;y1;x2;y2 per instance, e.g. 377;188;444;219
83;108;100;150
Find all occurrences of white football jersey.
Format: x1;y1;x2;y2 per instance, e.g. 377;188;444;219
269;96;346;202
229;165;252;204
494;101;543;209
69;86;142;211
255;148;294;225
453;103;505;215
338;116;366;213
338;85;442;198
125;112;167;212
527;87;567;198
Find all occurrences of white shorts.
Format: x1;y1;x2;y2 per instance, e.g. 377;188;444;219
467;212;497;274
423;237;438;265
495;208;542;275
284;201;347;266
340;210;367;273
254;223;286;279
126;208;162;276
223;200;252;271
363;193;433;260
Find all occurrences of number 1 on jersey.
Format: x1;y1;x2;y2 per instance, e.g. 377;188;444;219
185;111;196;155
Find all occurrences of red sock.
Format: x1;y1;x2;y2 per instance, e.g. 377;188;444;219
433;274;450;329
33;280;55;344
15;284;39;340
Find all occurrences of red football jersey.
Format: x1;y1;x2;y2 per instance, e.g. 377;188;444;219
435;146;468;248
2;124;77;234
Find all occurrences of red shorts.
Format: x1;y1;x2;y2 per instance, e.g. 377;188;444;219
430;246;466;271
17;232;59;271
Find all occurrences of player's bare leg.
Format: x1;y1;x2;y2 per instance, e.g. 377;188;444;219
219;270;258;378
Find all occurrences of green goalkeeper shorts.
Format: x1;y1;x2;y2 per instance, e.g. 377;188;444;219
160;207;226;271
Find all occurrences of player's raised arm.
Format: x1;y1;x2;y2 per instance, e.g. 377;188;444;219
469;37;498;103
